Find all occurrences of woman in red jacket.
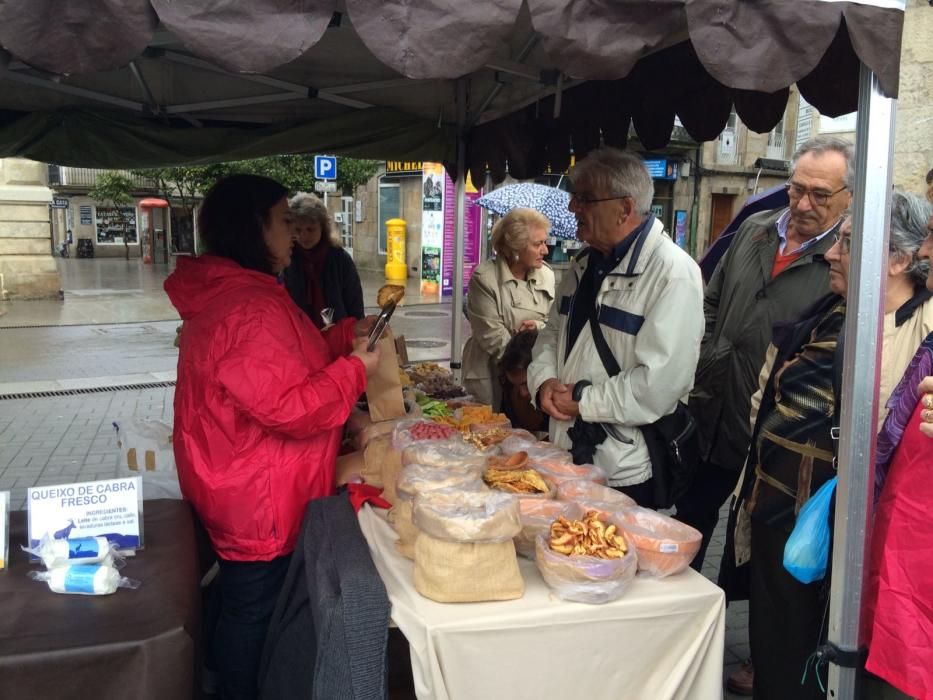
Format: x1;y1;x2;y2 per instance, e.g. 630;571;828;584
164;174;380;700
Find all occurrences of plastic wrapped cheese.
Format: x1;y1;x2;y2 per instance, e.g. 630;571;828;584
23;535;122;570
29;564;140;595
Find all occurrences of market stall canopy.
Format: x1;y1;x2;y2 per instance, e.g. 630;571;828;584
0;0;904;182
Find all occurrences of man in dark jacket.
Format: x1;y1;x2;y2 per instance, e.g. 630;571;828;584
678;135;853;564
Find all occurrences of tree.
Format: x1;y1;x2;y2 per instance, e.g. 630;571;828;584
139;155;380;200
334;158;381;195
89;172;135;261
227;155;380;196
131;166;229;253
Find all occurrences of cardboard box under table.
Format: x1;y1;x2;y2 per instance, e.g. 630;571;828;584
358;505;726;700
0;500;202;700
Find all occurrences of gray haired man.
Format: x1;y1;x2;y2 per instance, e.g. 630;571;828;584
527;147;704;506
679;135;853;693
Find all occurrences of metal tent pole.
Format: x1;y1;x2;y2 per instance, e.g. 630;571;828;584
825;64;896;699
450;79;467;382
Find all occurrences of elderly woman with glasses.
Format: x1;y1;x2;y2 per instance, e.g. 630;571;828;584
723;191;933;700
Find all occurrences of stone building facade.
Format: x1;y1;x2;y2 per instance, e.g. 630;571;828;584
0;158;57;300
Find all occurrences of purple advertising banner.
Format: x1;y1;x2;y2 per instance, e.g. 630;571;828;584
441;169;482;295
674;209;688;249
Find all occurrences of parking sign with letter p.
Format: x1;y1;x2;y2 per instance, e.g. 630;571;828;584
314;155;337;180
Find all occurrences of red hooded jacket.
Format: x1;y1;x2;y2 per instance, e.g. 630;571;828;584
164;255;366;561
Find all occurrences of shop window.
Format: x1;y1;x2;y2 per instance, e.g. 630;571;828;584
95;206;138;245
378;179;401;254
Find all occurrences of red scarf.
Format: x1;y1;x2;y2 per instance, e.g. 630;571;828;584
296;243;329;328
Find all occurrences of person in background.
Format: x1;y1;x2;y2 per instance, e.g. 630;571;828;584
527;147;704;507
164;174;380;700
462;207;555;406
498;329;548;433
681;136;853;588
925;167;933;204
862;199;933;700
283;191;364;328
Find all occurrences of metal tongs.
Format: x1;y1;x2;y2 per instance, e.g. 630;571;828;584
367;300;397;351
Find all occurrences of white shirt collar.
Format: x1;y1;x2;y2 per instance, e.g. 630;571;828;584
775;208;838;255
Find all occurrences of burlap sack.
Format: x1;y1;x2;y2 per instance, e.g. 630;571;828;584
369;435;404;504
413;488;520;543
391;498;418;559
413;532;525;603
392;467;486;558
362;434;393;490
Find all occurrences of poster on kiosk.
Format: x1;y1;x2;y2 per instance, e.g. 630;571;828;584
420;163;482;296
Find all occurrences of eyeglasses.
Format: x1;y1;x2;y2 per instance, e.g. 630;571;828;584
832;232;851;254
785;182;848;207
569;192;630;207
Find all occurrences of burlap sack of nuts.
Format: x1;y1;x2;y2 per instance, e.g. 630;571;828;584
414;534;524;603
364;435;403;501
412;488;524;602
391;466;485;559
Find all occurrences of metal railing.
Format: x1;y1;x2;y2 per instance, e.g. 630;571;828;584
48;166;160;189
766;129;785;160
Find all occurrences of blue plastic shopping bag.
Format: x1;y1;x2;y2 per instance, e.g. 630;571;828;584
783;476;838;584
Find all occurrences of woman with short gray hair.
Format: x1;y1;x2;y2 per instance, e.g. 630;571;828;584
283;191;364;328
872;190;933;428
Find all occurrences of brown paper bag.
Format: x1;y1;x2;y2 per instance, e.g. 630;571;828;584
366;327;406;422
413;532;524;602
373;437;404;504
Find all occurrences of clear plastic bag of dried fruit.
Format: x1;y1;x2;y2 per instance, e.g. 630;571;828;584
556;479;637;508
534;528;638;604
391;419;462;451
535;462;609;488
514;499;584;558
401;439;492;469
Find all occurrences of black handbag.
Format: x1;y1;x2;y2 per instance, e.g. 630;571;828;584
587;312;699;509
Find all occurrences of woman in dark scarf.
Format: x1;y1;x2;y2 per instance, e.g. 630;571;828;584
283;192;364;328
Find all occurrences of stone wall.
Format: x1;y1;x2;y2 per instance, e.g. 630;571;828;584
893;1;933;193
0;159;59;299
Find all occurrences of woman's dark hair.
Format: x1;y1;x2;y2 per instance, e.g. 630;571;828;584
498;329;538;376
198;174;288;275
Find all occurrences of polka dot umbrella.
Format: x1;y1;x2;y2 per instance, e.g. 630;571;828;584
475;183;577;239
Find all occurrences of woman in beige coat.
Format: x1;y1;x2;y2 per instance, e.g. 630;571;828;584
462;208;556;406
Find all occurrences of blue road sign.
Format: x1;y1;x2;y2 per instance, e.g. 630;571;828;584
314;155;337;180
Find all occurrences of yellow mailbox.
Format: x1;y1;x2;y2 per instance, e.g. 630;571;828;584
384;218;408;281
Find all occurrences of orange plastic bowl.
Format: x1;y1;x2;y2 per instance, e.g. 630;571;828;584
613;507;701;577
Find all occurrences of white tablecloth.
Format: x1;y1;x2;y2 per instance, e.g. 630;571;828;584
358;505;725;700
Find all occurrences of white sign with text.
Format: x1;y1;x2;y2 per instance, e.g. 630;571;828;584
27;477;143;551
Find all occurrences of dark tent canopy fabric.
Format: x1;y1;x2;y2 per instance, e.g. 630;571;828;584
0;0;904;177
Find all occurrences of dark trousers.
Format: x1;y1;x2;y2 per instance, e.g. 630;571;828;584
216;555;292;700
614;478;656;510
749;517;828;700
674;460;741;571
